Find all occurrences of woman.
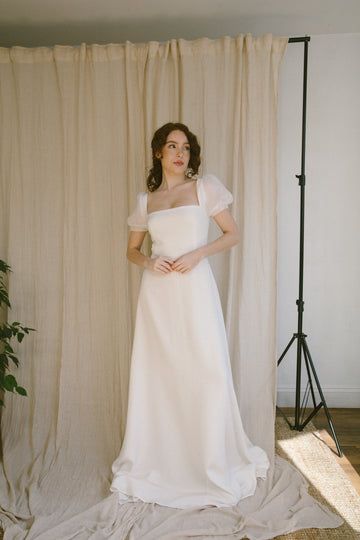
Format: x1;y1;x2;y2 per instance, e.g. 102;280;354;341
110;122;270;509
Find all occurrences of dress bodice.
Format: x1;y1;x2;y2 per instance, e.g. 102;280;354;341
127;174;234;260
147;179;210;260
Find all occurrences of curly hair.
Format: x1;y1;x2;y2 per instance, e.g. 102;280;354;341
146;122;201;192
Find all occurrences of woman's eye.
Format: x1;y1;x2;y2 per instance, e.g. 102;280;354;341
168;144;190;150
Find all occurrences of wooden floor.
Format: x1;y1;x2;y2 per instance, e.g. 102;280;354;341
277;407;360;496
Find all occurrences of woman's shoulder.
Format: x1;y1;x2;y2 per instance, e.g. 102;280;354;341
198;173;228;190
198;173;234;216
127;191;148;230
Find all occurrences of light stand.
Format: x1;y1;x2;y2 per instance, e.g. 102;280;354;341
276;36;343;458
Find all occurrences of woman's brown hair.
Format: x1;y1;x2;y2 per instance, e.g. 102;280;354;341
146;122;201;192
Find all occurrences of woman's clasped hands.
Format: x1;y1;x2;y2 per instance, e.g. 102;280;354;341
147;251;203;274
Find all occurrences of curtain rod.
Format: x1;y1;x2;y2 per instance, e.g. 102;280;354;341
288;36;311;43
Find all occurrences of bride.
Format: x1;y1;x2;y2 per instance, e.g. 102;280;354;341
110;121;270;509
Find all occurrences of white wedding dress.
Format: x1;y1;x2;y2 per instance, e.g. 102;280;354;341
110;173;270;509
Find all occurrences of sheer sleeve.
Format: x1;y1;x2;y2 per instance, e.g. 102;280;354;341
202;174;234;217
127;192;148;231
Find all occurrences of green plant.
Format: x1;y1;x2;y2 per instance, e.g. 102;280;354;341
0;259;36;407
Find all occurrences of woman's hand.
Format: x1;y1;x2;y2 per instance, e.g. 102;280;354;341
171;250;204;273
147;256;174;274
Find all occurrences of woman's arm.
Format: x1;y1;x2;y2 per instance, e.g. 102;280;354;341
197;208;240;259
127;230;150;269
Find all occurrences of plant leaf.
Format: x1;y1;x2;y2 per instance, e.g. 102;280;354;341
4;343;14;353
8;355;19;367
3;374;17;391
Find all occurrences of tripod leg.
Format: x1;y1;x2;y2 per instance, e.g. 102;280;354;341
302;338;343;457
278;334;297;367
278;334;296;366
298;338;324;427
294;335;303;429
299;380;311;425
276;335;297;429
301;337;317;407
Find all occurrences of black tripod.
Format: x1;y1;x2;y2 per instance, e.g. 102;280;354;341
276;36;343;458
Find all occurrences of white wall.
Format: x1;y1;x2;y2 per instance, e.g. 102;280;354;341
276;33;360;407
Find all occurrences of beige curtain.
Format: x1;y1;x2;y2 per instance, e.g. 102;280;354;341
0;33;343;539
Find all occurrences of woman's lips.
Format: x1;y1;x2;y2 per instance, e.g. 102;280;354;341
174;161;184;166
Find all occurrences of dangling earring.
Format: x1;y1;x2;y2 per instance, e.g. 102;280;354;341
185;167;198;179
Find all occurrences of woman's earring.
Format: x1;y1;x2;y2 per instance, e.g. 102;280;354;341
185;167;199;180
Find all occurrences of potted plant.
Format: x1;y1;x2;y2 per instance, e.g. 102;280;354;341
0;259;36;407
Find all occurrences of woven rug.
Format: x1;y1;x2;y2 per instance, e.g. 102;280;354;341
274;415;360;539
1;417;359;539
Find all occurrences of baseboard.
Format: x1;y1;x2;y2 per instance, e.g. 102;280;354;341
276;386;360;408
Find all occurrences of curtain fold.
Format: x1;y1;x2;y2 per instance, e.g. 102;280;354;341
0;33;343;539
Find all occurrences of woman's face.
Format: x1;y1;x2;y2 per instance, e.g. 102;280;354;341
156;130;191;176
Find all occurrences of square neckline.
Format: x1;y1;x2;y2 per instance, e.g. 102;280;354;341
146;178;202;216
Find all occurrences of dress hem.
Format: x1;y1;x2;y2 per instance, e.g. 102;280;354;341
110;469;269;510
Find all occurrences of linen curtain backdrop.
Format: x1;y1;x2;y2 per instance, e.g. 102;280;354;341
0;33;343;539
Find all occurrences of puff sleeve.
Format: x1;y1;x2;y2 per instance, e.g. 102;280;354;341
202;174;234;217
127;192;148;231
